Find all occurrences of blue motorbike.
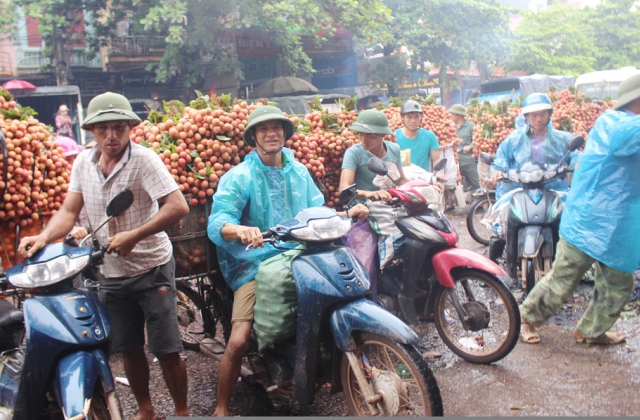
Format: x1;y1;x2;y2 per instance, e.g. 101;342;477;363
0;189;133;420
174;185;443;416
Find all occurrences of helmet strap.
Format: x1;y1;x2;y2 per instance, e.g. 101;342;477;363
255;142;283;156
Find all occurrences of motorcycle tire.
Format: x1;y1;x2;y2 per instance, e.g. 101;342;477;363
521;256;546;294
87;383;122;420
340;332;443;416
432;269;520;364
175;282;209;351
466;195;494;246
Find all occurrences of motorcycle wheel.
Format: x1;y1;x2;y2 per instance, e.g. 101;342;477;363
340;333;443;416
175;282;208;351
521;256;546;294
466;195;494;245
87;385;122;420
432;269;520;364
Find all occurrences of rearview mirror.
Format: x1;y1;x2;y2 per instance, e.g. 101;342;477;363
479;152;495;165
433;158;447;172
339;184;358;206
367;157;388;176
106;189;134;217
568;135;585;152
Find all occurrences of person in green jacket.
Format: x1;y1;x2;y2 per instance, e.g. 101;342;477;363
448;104;480;191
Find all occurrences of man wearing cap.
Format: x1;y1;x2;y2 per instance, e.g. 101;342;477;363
19;92;190;419
518;73;640;346
208;105;368;416
396;100;441;174
448;104;479;191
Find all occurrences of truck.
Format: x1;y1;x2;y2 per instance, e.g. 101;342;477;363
470;74;576;105
575;67;640;101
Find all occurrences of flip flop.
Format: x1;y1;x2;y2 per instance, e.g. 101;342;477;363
575;331;626;345
519;322;540;344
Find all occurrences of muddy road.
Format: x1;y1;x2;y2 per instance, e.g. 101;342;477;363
110;210;640;417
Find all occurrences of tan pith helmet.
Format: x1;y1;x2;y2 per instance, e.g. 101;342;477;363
615;73;640;110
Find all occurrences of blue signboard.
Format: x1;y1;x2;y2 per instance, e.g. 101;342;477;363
311;54;359;90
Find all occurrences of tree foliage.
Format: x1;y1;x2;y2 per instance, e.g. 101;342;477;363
89;0;391;88
362;0;512;94
587;0;640;69
507;5;598;75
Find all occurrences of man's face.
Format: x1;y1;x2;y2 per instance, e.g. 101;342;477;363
91;120;132;158
359;132;384;151
449;113;463;124
525;110;551;133
402;112;422;131
253;120;285;153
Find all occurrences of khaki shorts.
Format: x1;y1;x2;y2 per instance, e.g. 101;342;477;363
232;280;256;323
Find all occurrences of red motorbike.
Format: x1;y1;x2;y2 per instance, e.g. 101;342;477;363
365;157;520;364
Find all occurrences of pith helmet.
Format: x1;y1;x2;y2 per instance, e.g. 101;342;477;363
448;104;467;116
350;109;393;135
615;72;640;110
243;105;294;147
400;100;422;115
81;92;141;129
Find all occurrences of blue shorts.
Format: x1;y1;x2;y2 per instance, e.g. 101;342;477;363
98;257;183;355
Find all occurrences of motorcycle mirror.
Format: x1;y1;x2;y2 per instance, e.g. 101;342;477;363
367;157;388;176
339;184;358;207
479;152;495;165
433;158;447;172
568;135;585;152
106;189;134;217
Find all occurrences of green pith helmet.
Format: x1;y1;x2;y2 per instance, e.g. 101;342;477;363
243;105;295;147
81;92;141;130
615;72;640;110
448;104;467;117
350;109;393;135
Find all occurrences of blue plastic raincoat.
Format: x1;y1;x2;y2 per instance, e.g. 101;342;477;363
207;148;325;290
560;109;640;273
490;120;580;200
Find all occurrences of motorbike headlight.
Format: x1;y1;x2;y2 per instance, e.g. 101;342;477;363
543;170;557;180
8;254;90;289
291;216;352;241
518;169;544;184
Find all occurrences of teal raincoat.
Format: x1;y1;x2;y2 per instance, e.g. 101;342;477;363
560;109;640;273
207;148;325;290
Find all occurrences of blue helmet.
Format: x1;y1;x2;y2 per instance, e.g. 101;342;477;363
521;93;553;115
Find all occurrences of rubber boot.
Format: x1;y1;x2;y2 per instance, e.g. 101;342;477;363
489;237;506;263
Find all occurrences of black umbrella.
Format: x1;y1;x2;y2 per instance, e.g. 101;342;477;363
253;76;318;98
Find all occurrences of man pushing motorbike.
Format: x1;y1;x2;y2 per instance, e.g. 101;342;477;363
518;73;640;345
488;93;580;263
18;92;190;419
207;105;368;416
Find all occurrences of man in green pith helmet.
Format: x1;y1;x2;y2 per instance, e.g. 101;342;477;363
448;104;480;191
19;91;191;419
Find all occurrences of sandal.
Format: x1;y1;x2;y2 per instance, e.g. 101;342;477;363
574;331;626;345
519;322;540;344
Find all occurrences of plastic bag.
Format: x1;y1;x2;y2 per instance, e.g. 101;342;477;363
342;219;379;275
253;248;304;353
438;146;458;189
367;201;408;269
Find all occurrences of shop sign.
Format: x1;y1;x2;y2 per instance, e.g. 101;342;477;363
311;54;358;89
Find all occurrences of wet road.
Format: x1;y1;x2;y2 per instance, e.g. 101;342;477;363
111;210;640;417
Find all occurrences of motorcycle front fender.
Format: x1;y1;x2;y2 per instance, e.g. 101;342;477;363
518;225;554;259
330;299;419;352
432;247;507;288
52;349;115;418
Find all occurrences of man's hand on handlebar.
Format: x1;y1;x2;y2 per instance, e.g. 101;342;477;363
235;226;265;249
70;226;89;240
491;171;503;184
363;189;393;203
346;203;369;220
18;235;47;259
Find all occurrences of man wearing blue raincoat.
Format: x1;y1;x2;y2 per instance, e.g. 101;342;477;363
519;73;640;345
207;105;368;416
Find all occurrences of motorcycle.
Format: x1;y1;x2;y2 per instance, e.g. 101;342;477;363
365;156;520;365
174;201;444;416
487;135;585;293
0;189;134;420
466;153;496;246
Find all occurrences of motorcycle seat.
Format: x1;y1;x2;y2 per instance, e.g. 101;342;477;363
0;299;23;328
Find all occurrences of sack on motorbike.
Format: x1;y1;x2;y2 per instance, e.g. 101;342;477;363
438;146;458;189
253;248;305;353
367;201;408;270
341;219;379;275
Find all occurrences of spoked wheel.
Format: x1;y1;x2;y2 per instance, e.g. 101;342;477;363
87;384;122;420
466;195;494;245
433;269;520;364
176;282;207;351
341;333;443;416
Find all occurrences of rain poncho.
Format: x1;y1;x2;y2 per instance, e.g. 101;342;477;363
560;109;640;273
490;120;580;200
208;148;325;291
